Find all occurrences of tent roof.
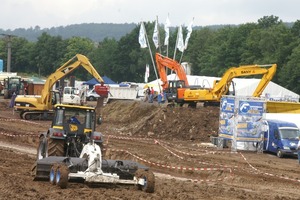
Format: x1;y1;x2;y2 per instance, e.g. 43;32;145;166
83;76;117;85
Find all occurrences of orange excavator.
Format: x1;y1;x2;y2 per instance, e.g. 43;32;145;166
155;53;191;105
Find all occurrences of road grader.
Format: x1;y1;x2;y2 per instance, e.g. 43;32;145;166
32;104;155;192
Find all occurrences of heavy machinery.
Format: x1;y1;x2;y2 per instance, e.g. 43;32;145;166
33;104;155;192
155;53;191;104
62;86;87;105
36;104;104;159
35;142;155;192
155;53;277;107
3;76;24;98
14;54;109;120
183;64;277;106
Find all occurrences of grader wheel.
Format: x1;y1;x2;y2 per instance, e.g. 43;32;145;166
56;164;69;189
135;169;155;193
49;164;59;185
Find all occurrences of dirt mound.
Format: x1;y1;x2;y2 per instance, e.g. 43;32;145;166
102;100;220;141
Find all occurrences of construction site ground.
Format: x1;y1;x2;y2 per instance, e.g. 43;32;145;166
0;97;300;200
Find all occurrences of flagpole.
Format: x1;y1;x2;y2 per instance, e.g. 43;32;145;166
144;22;161;93
179;50;184;63
173;26;179;60
164;14;171;76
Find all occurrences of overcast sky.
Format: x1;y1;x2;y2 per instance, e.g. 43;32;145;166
1;0;299;30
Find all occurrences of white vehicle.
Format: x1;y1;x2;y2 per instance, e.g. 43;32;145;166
62;86;87;105
86;88;100;101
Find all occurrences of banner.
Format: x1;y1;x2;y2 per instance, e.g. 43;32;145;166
219;96;235;139
176;25;185;52
164;15;171;46
138;22;147;48
184;18;194;50
236;100;265;141
152;19;159;49
219;96;265;142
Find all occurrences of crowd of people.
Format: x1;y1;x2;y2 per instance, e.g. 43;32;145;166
144;86;166;104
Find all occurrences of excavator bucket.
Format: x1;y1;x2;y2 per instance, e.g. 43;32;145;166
94;83;109;98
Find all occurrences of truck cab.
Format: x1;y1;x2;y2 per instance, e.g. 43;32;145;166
263;119;300;158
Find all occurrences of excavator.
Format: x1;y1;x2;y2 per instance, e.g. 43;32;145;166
183;64;277;106
14;54;109;120
155;53;277;107
155;53;191;105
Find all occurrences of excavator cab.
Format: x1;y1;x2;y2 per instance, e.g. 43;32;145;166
165;80;186;103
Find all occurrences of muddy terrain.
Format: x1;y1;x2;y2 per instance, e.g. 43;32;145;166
0;98;299;200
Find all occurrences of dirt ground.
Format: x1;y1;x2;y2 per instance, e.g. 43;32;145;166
0;98;300;200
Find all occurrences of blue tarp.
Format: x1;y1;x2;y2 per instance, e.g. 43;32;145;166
83;76;117;85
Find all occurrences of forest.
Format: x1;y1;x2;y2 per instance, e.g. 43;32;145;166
1;15;300;95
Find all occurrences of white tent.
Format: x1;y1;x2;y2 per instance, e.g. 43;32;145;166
147;74;299;101
233;78;299;101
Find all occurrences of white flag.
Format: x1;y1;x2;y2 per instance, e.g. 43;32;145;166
139;22;147;48
177;25;185;52
184;19;194;50
164;16;171;46
152;19;159;49
145;64;150;83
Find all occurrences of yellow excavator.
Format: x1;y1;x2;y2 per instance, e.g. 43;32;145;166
14;54;109;120
155;53;277;107
183;64;277;106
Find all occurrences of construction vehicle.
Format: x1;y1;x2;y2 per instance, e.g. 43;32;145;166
3;76;24;98
35;142;155;192
36;104;104;159
14;54;109;120
155;53;190;105
33;104;155;192
156;53;277;107
62;86;87;105
183;64;277;106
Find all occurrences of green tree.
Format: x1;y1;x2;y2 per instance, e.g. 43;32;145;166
279;44;300;94
257;15;282;29
90;38;118;79
32;32;67;76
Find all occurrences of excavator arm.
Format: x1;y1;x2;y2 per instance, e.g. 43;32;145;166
14;54;108;120
41;54;105;105
183;64;277;104
211;64;277;99
155;53;189;89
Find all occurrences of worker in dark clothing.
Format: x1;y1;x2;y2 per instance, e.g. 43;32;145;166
70;113;80;124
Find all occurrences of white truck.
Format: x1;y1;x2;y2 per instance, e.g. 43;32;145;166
62;86;87;105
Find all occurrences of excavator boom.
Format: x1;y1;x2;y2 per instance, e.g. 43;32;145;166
155;53;189;89
41;54;105;105
184;64;277;104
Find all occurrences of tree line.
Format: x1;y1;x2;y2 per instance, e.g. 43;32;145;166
1;15;300;95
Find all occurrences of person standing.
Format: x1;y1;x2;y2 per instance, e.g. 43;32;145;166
149;87;155;103
145;87;150;102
